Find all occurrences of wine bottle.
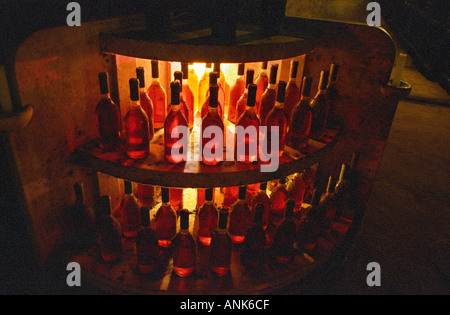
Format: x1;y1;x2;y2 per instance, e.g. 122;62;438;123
235;84;259;163
124;78;150;159
201;85;224;166
155;187;177;248
255;62;269;113
265;80;288;157
228;185;251;244
172;209;196;277
319;176;337;235
188;63;199;112
287;173;305;214
272;199;296;264
70;182;96;248
227;63;245;123
287;76;313;149
284;60;301;121
196;188;215;210
136;206;159;274
213;63;227;113
298;189;322;251
309;70;329;140
169;71;190;130
334;163;349;219
136;67;154;140
197;188;218;246
120;180;141;238
325;63;340;129
269;177;288;227
164;81;189;163
236;69;255;121
251;182;271;230
258;64;279;125
147;60;166;129
209;208;232;276
198;63;212;110
95;72;122;151
241;203;267;269
201;72;223;119
223;185;239;208
181;63;195;129
98;195;122;262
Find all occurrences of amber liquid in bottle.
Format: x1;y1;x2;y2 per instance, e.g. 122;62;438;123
259;64;279;126
227;63;245;123
287;76;313;149
287;172;306;213
136;67;154;140
284;60;300;121
147;60;166;129
228;185;251;244
210;208;232;276
164;81;189;163
325;63;340;129
201;84;224;166
98;195;123;263
235;84;260;163
201;72;223;119
241;203;267;269
236;69;255;122
198;63;212;111
309;70;329;140
156;188;177;248
265;81;288;157
319;176;337;235
272;199;296;264
169;71;190;129
255;62;269;113
120;180;142;238
124;78;150;159
95;72;122;151
181;63;195;128
269;177;288;227
136;206;159;274
298;189;322;251
172;209;196;277
196;188;218;246
251;182;271;230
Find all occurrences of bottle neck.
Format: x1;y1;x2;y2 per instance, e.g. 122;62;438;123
171;103;180;111
101;92;110;100
275;101;284;109
131;100;140;107
152;77;160;84
268;83;276;89
300;95;310;102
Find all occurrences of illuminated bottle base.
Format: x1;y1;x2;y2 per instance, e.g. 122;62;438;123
138;264;158;274
230;235;245;244
127;150;149;160
211;266;230;276
158;240;172;248
173;266;195;277
198;236;212;246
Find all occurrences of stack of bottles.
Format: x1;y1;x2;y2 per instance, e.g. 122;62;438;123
71;151;359;277
95;60;341;165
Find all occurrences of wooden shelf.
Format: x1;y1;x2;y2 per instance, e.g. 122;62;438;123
72;123;341;188
99;19;317;62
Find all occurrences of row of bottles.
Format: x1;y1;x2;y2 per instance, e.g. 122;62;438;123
95;60;340;164
70;151;359;278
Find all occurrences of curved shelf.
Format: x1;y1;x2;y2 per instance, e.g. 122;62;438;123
0;105;33;132
72;126;342;188
99;20;317;63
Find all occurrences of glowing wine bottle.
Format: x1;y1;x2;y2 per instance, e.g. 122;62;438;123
241;203;267;269
213;63;227;111
172;209;196;277
255;62;269;113
136;206;159;274
120;180;141;238
272;199;296;264
287;76;313;149
209;208;232;276
164;81;189;163
265;80;288;157
201;72;223;119
95;72;122;151
181;63;195;128
201;85;224;166
251;182;271;230
287;172;306;213
236;69;255;121
155;187;177;248
124;78;150;159
284;60;300;121
136;67;154;140
326;63;340;129
147;60;166;129
227;63;245;123
197;188;218;246
258;64;278;125
319;176;337;235
198;63;212;110
228;185;251;244
309;70;329;140
98;195;122;263
269;177;288;227
168;71;190;130
235;84;259;163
